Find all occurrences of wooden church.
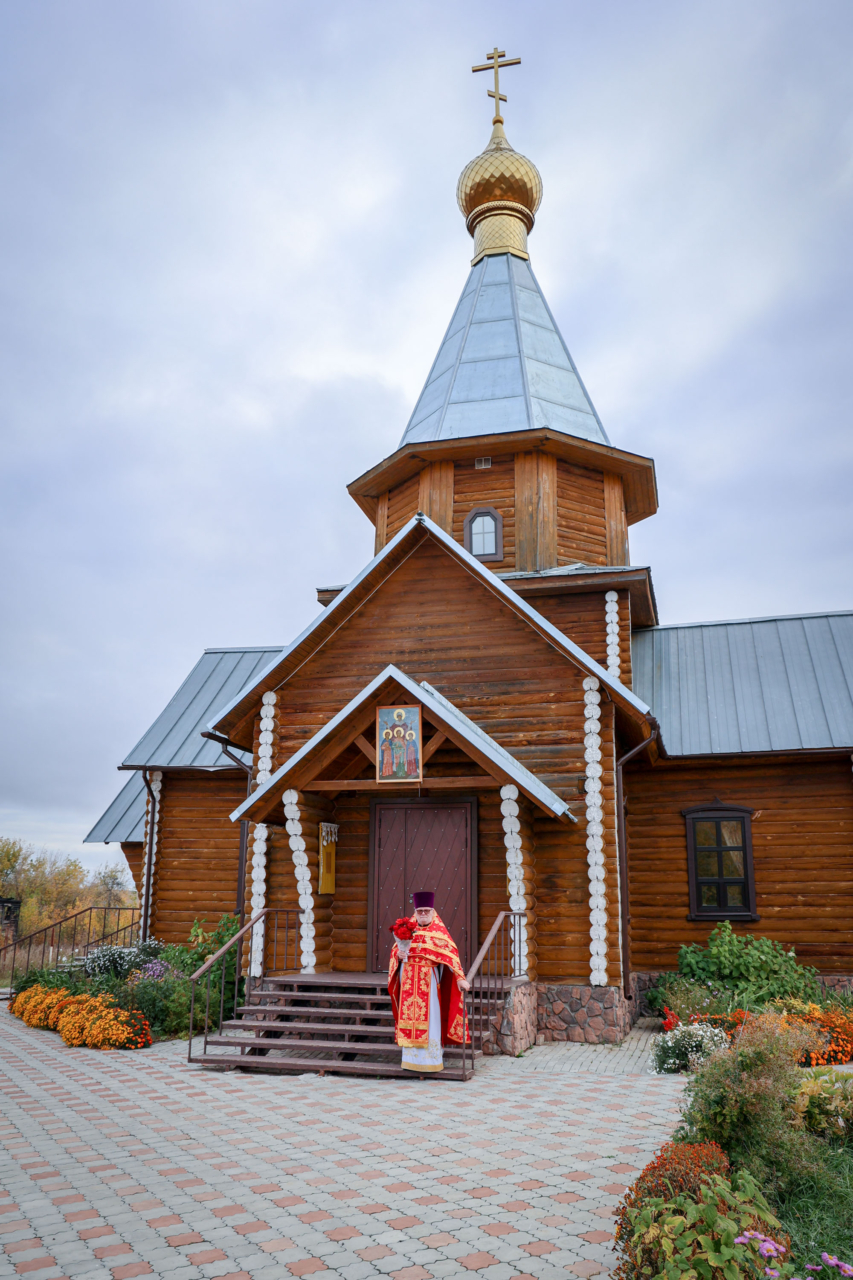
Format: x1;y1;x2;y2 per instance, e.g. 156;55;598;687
87;60;853;1048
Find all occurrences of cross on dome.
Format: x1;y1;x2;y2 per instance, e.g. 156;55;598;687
472;47;521;124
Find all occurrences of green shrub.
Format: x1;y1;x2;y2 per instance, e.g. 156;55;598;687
678;921;822;1005
793;1069;853;1144
614;1169;790;1280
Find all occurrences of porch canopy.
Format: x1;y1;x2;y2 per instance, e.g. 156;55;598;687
231;664;575;826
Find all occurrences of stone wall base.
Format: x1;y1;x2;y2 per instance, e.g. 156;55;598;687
484;969;853;1055
480;980;538;1057
536;983;635;1044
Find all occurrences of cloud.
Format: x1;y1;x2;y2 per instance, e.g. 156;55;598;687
1;0;851;864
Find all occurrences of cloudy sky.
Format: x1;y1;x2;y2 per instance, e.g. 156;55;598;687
2;0;852;868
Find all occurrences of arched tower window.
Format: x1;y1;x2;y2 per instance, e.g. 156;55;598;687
463;506;503;563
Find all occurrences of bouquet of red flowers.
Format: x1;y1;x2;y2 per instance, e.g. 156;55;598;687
390;917;416;941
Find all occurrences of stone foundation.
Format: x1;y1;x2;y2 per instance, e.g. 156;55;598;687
481;980;538;1056
536;983;635;1045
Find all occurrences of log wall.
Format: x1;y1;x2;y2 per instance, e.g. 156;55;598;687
451;455;515;570
149;771;246;944
556;460;608;565
385;473;421;541
626;754;853;973
259;536;610;981
121;843;144;898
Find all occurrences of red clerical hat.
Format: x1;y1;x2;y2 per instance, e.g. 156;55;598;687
412;891;435;909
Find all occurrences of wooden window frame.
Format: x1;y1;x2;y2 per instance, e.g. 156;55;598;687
683;802;759;922
463;506;504;562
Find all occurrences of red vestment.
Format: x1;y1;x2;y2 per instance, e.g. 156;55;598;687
388;913;469;1048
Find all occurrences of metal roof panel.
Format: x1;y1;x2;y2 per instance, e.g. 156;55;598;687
633;612;853;755
84;772;146;845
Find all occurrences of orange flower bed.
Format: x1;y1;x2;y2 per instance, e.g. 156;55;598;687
11;984;151;1051
677;1002;853;1066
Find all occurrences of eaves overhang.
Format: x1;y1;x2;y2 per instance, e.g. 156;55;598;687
208;512;653;750
347;428;658;527
501;562;659;629
231;663;575;826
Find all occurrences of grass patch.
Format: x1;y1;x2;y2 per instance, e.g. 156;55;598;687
771;1142;853;1268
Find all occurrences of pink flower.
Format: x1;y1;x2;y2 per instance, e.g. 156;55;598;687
822;1257;840;1269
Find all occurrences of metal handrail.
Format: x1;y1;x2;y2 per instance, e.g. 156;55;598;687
187;908;301;1064
460;910;529;1079
1;906;140;988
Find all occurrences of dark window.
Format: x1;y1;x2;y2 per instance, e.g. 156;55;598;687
463;506;503;562
683;803;758;921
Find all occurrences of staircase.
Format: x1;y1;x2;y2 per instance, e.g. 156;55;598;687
187;909;526;1081
193;971;489;1080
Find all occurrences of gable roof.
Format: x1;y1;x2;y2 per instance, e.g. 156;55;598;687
233;664;575;824
399;252;609;448
122;646;281;769
85;772;147;844
209;512;651;746
632;611;853;756
84;645;280;845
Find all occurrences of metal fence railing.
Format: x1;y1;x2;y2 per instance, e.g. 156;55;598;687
460;910;528;1079
0;906;140;990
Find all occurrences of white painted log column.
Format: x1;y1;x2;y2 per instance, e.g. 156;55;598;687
141;771;162;938
283;789;316;973
247;691;278;978
605;591;621;679
501;784;529;978
249;823;268;977
583;676;608;986
255;692;278;787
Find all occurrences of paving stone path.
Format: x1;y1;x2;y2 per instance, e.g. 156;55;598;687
1;1009;683;1280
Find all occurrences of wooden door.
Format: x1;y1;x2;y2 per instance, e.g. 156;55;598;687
369;799;476;972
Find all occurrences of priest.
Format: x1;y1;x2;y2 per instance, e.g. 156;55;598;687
388;891;471;1073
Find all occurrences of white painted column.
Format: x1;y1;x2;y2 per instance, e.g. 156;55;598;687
142;771;162;939
255;691;277;787
583;677;608;986
283;789;316;973
249;823;268;977
605;591;621;679
501;784;529;978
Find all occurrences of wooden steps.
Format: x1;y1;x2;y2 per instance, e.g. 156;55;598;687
190;972;487;1081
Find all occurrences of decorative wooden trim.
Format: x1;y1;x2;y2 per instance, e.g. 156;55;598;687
500;784;530;978
417;461;454;533
583;678;608;986
683;802;757;922
514;450;557;570
374;491;388;554
354;734;376;765
603;472;629;565
422;731;447;763
304;776;499;792
283;788;316;972
141;771;162;938
248;820;268;976
604;590;621;679
255;692;278;789
462;505;504;562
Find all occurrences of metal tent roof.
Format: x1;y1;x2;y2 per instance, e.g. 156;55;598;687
632;611;853;756
84;645;281;844
399;252;609;448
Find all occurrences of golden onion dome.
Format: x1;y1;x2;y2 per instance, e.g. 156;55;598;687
457;121;543;218
456;121;542;264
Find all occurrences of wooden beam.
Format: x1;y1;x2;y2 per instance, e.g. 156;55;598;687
303;776;500;792
354;734;376;765
421;731;447;764
603;472;629;565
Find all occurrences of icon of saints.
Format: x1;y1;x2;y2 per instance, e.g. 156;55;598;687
391;725;406;777
380;727;394;777
405;728;419;777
